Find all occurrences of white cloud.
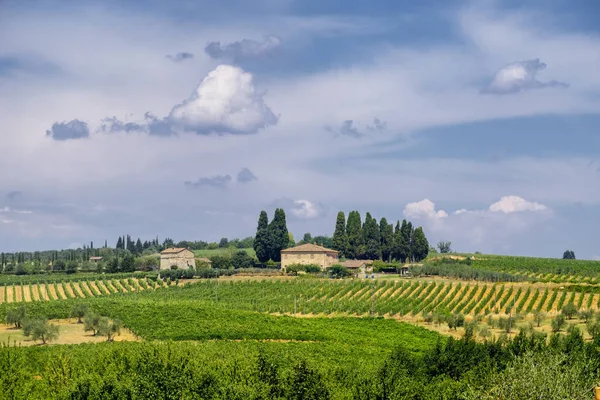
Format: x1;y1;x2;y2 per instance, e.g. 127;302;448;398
403;199;448;221
169;65;278;135
482;59;568;94
489;195;548;213
291;199;323;220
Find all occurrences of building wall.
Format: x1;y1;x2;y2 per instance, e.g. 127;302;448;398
281;252;339;271
160;250;195;270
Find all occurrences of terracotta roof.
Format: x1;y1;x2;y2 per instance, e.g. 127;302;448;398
195;257;212;263
281;243;338;254
160;247;190;255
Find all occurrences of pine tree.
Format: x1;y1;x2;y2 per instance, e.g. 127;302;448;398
268;208;289;262
379;218;394;262
254;211;270;263
345;211;363;260
411;227;429;262
332;212;348;257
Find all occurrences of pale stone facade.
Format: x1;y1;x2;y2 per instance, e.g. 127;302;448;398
160;248;196;270
280;243;339;271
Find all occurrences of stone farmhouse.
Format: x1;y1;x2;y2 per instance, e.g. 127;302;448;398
160;248;196;270
280;243;339;271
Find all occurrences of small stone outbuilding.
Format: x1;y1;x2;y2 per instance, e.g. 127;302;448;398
160;248;196;270
280;243;339;272
340;259;373;274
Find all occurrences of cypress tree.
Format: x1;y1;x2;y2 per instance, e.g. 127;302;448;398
254;211;270;263
332;211;348;257
345;211;363;260
411;227;429;262
380;218;394;262
268;208;289;262
362;213;380;260
116;237;123;250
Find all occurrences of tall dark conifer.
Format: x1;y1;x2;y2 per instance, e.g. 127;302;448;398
268;208;289;262
380;218;394;262
332;211;348;257
345;211;363;260
411;227;429;262
362;213;380;260
254;211;270;263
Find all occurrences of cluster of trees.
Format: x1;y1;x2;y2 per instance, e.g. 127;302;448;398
332;211;429;262
6;306;59;344
253;208;291;263
562;250;576;259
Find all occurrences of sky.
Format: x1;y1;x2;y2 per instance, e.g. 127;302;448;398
0;0;599;258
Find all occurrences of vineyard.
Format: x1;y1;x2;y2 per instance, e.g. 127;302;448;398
0;276;180;304
115;278;600;318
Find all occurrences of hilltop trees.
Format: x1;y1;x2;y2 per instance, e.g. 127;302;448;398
332;212;348;257
253;209;290;263
254;211;270;263
563;250;576;260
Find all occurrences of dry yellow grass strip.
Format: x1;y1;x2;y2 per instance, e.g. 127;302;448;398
6;286;15;303
0;286;4;304
31;285;40;302
55;283;67;300
81;281;95;296
113;280;128;293
14;285;23;303
87;281;101;295
64;282;76;298
105;280;119;293
72;282;86;298
37;284;48;301
592;294;600;311
132;278;145;291
47;283;59;300
96;280;110;295
22;285;32;302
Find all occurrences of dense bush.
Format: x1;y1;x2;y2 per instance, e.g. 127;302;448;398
285;264;322;275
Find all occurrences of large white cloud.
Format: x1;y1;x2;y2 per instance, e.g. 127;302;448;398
169;65;278;134
403;199;448;220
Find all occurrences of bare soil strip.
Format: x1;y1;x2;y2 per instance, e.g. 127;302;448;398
22;286;32;302
132;278;145;291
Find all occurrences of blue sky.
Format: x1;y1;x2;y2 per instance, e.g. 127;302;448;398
0;0;599;259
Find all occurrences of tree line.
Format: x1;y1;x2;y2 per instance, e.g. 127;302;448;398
332;211;429;262
252;208;430;263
